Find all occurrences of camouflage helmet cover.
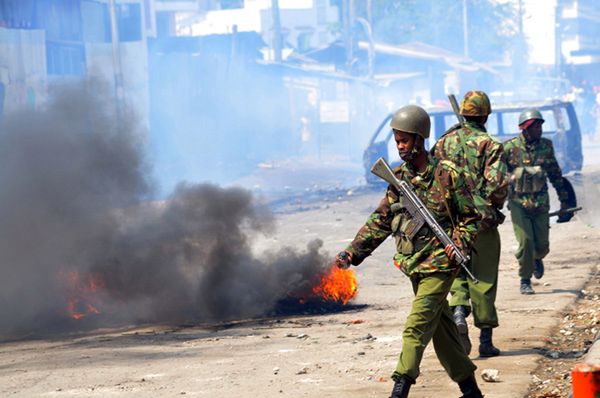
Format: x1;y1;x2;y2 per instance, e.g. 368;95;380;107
518;108;545;127
389;104;431;139
459;90;492;116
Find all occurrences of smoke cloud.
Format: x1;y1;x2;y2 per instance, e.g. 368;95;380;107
0;80;330;339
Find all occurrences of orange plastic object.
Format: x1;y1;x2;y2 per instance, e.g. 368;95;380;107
572;363;600;397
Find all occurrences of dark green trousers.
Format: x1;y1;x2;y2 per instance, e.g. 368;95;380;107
449;227;500;329
509;201;550;279
394;272;477;382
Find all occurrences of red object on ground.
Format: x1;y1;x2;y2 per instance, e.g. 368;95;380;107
572;363;600;397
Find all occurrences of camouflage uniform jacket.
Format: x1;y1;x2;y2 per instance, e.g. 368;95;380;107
345;155;481;276
504;134;569;212
431;121;508;231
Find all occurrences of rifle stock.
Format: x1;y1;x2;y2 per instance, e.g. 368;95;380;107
371;157;478;283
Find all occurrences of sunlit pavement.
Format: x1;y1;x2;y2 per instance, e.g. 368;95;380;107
582;135;600;164
229;155;369;210
570;136;600;230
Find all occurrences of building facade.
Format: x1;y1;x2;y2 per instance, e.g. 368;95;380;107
167;0;339;58
0;0;149;122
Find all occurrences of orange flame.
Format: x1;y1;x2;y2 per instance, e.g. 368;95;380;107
61;270;105;320
311;266;357;304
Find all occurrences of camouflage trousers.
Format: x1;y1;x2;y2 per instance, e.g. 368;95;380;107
393;271;476;382
449;227;500;329
509;202;550;279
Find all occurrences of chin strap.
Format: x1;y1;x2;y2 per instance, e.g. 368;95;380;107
408;136;424;158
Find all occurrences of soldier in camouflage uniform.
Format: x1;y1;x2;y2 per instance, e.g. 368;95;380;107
504;108;571;294
431;90;508;358
332;105;484;398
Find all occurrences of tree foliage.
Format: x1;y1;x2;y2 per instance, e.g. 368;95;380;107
353;0;519;62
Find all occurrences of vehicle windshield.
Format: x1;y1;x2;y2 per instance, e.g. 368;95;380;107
498;108;559;136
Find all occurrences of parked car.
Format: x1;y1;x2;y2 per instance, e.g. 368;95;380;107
363;99;583;184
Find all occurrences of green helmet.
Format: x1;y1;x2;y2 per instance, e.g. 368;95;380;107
459;90;492;116
389;105;430;139
518;108;544;127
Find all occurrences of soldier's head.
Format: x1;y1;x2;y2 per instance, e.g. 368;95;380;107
459;90;491;125
389;105;430;162
518;108;544;143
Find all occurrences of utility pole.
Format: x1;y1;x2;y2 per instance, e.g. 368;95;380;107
349;0;354;69
108;0;124;116
462;0;469;58
514;0;527;84
343;0;354;72
554;1;562;93
271;0;282;62
518;0;523;37
355;17;374;79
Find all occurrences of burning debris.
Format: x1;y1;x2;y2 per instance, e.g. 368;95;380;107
0;80;357;339
61;270;104;320
272;263;359;316
302;265;357;305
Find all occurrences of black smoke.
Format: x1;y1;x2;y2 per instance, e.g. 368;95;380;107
0;80;330;338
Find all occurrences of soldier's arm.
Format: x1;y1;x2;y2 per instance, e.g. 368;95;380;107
451;188;481;253
438;162;481;253
482;141;509;208
502;141;516;173
543;140;570;204
345;190;394;265
502;140;518;201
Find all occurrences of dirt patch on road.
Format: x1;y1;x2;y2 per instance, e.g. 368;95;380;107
526;269;600;398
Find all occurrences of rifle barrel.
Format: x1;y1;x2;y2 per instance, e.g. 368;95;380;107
548;206;582;217
448;94;465;127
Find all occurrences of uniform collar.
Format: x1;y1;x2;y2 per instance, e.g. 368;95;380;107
464;120;487;132
404;154;436;187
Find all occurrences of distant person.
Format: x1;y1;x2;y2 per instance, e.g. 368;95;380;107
431;90;508;358
295;116;312;157
504;109;573;294
331;105;484;398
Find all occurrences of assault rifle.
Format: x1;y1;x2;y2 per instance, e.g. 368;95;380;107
371;157;478;283
549;206;582;219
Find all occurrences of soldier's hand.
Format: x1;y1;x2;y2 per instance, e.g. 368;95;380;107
332;251;353;269
444;244;457;265
557;204;573;223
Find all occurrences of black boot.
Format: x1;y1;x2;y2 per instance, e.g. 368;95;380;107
520;278;535;295
453;305;472;355
389;374;414;398
458;374;483;398
533;259;544;279
479;327;500;357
